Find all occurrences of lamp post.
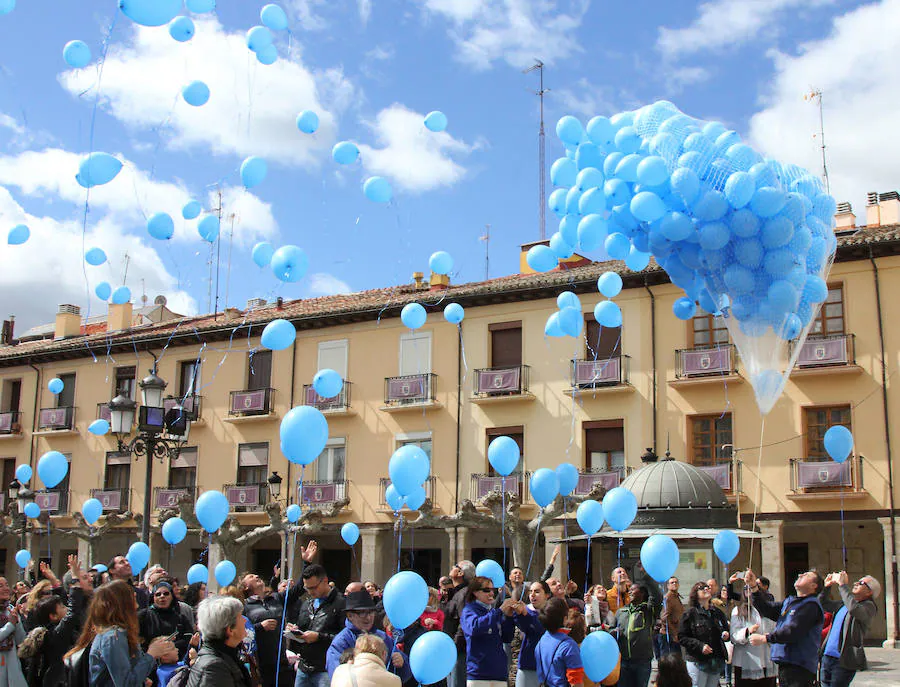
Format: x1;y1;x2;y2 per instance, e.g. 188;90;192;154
108;369;191;545
267;470;288;580
8;478;34;555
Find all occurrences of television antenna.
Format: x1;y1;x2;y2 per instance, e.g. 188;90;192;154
523;59;549;240
805;89;830;195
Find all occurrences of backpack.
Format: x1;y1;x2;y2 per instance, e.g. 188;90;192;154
66;641;92;687
18;625;48;660
165;663;192;687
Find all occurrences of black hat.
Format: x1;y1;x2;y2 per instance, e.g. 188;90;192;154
344;590;377;611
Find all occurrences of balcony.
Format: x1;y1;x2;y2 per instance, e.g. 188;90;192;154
570;356;633;395
223;482;269;512
470;472;530;502
34;489;69;514
787;456;867;500
226;388;276;422
153;486;197;510
302;383;353;416
164;394;202;422
472;365;534;404
381;373;441;412
90;487;131;513
790;334;861;377
300;480;349;510
36;407;76;433
671;344;741;388
695;461;744;500
378;476;436;510
573;467;629;496
0;411;22;437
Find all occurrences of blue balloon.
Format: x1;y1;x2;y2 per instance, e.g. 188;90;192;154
186;0;215;11
256;44;278;65
246;25;273;52
313;369;343;398
182;81;210;106
530;468;559;508
85;247;107;265
576;500;604;535
332;141;359;165
48;377;64;394
385;483;405;511
38;450;68;488
640;534;679;582
7;224;29;245
424;111;448;132
603;486;637;531
127;541;151;572
824;425;853;463
195;490;229;532
410;630;456;684
252;241;275;268
557;291;581;310
280;406;328;465
271;245;308;282
625;247;651;272
405;485;427;511
162;516;187;544
673;297;697;320
296;110;319;134
713;530;740;564
578;214;607;251
551;158;577;187
581;628;620;681
63;40;91;68
597;271;623;298
82;498;103;525
527;245;558;272
168;15;195;41
605;232;631;260
725;171;755;208
147;212;174;240
241;156;267;188
631;191;666;222
23;502;40;519
112;286;131;305
15;550;30;569
550;231;574;259
15;464;31;483
444;303;464;324
389;444;430;497
341;522;360;546
88;419;110;435
593;300;622;328
488;436;519;476
544;312;565;338
558;306;582;337
187;563;208;585
401;303;427;329
383;570;428;629
215;560;237;586
556;116;585;146
118;0;181;27
261;319;296;351
636;156;669;186
556;463;579;497
182;200;202;219
429;251;453;275
286;504;301;522
475;559;504;588
364;176;392;203
260;3;288;30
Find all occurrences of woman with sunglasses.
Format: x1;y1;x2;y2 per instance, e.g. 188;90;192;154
460;576;519;687
678;582;729;687
138;581;194;662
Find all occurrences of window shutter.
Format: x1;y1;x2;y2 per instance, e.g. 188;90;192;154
238;443;269;467
318;341;348;378
399;332;432;376
490;327;522;367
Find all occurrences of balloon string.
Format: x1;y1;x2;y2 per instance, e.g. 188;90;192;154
501;477;506;574
563;497;569;580
748;417;767;574
663;591;669;642
583;536;591;596
397;513;403;573
525;515;543;581
276;464;303;687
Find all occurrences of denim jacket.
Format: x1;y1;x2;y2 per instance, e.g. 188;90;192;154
89;627;156;687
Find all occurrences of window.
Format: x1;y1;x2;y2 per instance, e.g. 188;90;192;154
692;314;728;348
104;452;131;490
397;432;433;462
810;285;844;337
237;443;269;485
399;332;432;376
0;458;14;508
804;405;851;461
178;360;201;397
114;366;136;400
584;421;625;471
318;340;348;378
1;379;21;413
169;447;198;488
317;439;346;482
247;350;272;390
585;318;621;359
489;322;522;367
56;373;75;408
486;426;523;475
689;415;733;467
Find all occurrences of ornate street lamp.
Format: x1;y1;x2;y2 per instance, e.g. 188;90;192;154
8;478;34;555
267;471;283;501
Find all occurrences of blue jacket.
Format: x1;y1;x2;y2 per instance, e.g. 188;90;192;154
753;592;824;675
535;632;582;687
514;606;545;672
325;619;411;682
460;601;514;681
89;627;156;687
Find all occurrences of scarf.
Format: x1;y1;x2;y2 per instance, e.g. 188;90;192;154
0;601;13;652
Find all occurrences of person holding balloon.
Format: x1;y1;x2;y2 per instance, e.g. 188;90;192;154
513;580;552;687
138;581;194;661
609;583;655;687
729;584;776;687
460;575;518;687
289;563;346;687
0;575;27;686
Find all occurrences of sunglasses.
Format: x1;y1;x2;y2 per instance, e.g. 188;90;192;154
154;591;172;597
697;585;710;591
478;588;497;596
856;580;870;590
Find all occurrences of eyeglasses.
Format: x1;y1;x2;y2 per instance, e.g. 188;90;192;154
856;580;870;590
154;591;171;597
477;588;497;596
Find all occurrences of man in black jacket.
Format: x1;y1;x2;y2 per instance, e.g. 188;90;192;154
819;571;879;687
107;555;150;609
442;560;474;687
287;564;345;687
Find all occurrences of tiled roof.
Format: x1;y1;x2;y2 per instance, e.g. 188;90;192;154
1;223;897;365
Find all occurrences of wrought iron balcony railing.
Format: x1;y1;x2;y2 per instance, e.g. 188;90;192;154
90;487;131;513
378;476;436;509
302;383;352;412
38;407;75;431
675;344;737;379
228;388;276;417
0;411;21;434
223;482;269;512
789;456;864;493
153;486;197;510
571;356;630;388
34;489;69;514
791;333;856;368
384;373;437;407
470;472;530;502
473;365;531;398
300;479;348;509
695;461;743;494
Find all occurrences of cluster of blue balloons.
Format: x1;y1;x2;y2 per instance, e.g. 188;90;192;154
245;4;288;65
545;291;583;338
195;490;229;532
280;405;328;465
824;425;853;463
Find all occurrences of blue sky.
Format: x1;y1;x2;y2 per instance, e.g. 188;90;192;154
0;0;897;331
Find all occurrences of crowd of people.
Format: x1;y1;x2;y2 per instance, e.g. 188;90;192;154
0;541;881;687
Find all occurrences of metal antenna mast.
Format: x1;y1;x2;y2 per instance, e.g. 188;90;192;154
806;89;830;195
524;60;549;240
479;224;491;280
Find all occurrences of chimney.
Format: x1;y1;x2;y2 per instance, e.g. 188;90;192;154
54;304;81;340
276;296;284;310
878;191;900;225
0;316;14;345
866;191;881;227
107;301;134;332
246;297;267;309
834;201;856;230
412;272;426;290
429;271;450;291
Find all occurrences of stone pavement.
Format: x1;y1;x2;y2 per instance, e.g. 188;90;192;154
849;648;900;687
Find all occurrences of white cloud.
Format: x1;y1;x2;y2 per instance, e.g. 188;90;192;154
554;78;619;119
657;0;834;59
357;104;478;193
286;0;330;30
58;16;354;167
748;0;900;214
304;273;352;297
420;0;590;70
358;0;372;25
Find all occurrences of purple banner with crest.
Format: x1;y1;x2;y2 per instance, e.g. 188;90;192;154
93;490;122;511
156;488;189;509
797;461;851;489
575;358;621;385
574;471;620;495
682;348;731;375
34;491;60;512
40;408;70;429
0;413;12;432
476;368;521;394
387;376;426;401
226;485;260;507
303;483;337;504
696;464;732;490
797;338;848;366
231;390;267;413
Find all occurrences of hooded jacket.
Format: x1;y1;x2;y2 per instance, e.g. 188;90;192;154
325;619;411;682
613;600;655;662
460;601;514;681
753;591;823;676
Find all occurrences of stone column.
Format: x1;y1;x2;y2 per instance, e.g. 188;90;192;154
207;539;224;594
360;527;380;583
445;527;457;570
877;517;898;647
77;538;91;568
455;526;471;563
758;519;784;600
543;524;566;582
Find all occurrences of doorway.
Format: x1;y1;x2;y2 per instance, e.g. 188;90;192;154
784;542;809;591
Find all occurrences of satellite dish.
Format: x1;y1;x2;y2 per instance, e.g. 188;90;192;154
154;295;168;306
